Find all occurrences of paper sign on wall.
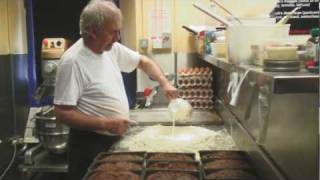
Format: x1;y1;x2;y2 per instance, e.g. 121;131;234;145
149;6;172;49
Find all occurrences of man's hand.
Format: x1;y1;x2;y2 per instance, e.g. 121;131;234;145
160;82;179;101
137;56;179;101
54;105;137;133
101;117;133;135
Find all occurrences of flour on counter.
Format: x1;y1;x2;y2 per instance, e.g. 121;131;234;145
114;125;236;156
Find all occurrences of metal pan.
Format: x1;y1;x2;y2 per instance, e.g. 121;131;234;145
88;160;144;172
144;169;201;180
146;160;200;172
93;151;146;162
202;169;258;180
146;152;196;161
202;159;252;171
82;169;144;180
199;150;249;161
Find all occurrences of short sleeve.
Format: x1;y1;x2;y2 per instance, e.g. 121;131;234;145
54;62;82;106
112;42;140;73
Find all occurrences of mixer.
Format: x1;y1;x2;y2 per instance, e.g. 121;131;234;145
19;38;71;177
34;38;71;104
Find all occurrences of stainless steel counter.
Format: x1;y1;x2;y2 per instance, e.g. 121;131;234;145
201;55;319;94
200;54;319;180
130;108;223;126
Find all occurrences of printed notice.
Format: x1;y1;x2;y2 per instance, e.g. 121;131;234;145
272;0;319;34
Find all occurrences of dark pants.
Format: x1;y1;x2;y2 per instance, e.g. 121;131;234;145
67;129;120;180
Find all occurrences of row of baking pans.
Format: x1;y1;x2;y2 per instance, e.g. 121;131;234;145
94;151;196;161
82;151;259;180
84;169;200;180
83;152;200;180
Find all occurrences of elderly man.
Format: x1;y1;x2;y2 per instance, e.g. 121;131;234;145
53;0;178;179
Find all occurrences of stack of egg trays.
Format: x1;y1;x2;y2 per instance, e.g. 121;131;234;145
82;151;146;180
144;152;202;180
199;150;258;180
177;73;213;110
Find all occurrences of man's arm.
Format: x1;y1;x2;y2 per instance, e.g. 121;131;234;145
54;105;130;135
137;55;178;101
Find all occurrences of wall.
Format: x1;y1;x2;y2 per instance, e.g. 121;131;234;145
0;0;9;54
120;0;217;92
120;0;310;92
0;0;30;173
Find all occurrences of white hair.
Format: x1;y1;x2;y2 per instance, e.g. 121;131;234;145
79;0;121;38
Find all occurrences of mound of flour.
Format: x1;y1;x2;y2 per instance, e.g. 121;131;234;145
115;125;236;154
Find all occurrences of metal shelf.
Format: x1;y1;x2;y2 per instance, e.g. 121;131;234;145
200;55;319;93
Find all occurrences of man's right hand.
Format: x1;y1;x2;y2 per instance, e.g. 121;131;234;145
101;117;131;135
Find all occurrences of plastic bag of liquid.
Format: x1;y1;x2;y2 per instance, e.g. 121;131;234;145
168;98;193;121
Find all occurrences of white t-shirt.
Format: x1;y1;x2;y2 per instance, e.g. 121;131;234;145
54;39;140;135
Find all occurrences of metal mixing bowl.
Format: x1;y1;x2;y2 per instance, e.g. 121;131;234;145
35;108;69;154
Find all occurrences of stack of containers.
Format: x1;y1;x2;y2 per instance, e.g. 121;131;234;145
177;67;214;109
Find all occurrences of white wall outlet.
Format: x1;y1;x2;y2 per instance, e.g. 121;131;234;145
139;38;148;49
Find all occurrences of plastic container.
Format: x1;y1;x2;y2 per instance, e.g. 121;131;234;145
265;46;298;60
226;24;290;64
210;42;227;58
168;98;193;122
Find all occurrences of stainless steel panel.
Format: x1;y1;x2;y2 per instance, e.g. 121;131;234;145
204;55;319;180
262;94;318;180
216;100;287;180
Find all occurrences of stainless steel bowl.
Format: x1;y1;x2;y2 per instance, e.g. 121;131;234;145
35;109;69;154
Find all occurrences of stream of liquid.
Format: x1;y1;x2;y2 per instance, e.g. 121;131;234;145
171;115;176;137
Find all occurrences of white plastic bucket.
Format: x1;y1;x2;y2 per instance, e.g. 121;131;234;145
226;24;290;65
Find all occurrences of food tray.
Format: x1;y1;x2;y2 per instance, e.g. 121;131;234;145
146;152;196;161
144;169;201;180
199;150;249;161
88;160;144;172
93;151;146;162
82;169;144;180
146;160;200;172
202;169;258;180
202;159;252;171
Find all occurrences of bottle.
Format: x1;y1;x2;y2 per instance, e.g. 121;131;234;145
306;28;319;59
197;31;205;55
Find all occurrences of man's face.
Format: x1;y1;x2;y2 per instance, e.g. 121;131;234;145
96;20;121;51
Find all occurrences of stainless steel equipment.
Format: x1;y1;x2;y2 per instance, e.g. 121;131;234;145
34;38;71;102
19;107;69;178
19;38;71;176
201;54;319;180
34;107;69;154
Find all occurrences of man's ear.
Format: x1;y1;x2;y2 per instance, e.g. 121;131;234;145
88;28;98;40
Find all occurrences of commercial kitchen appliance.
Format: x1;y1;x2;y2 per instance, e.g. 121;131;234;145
200;55;319;180
19;38;71;177
34;38;71;104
